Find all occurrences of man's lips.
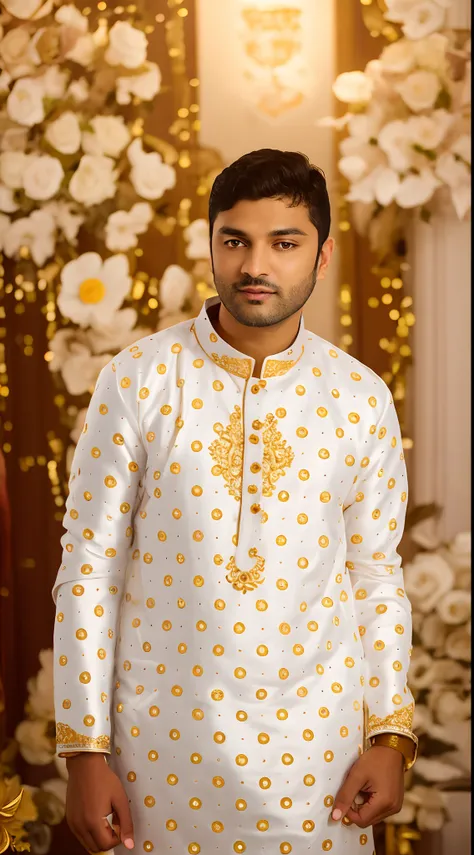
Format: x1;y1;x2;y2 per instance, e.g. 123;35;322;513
238;287;276;295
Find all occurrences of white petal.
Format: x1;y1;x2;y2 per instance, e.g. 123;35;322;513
374;168;401;206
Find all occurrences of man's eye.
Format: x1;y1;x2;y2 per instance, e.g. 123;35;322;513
224;239;245;248
277;242;296;250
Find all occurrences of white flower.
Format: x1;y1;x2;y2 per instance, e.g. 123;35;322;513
50;332;110;396
27;648;54;720
41;778;67;809
116;61;161;105
395;168;441;208
41;66;69;99
445;627;471;661
375;167;402;205
378;120;413;171
384;801;416;825
317;114;351;131
332;71;374;104
23;155;64;201
82;115;131;159
384;0;420;23
69;155;117;206
402;1;446;40
0;127;28;152
414;32;449;72
105;21;147;69
67;77;89;104
420;612;447;652
58;252;132;327
128;138;176;200
0;185;19;213
415;757;464;783
65;33;96;67
7;76;44;126
3;0;53;20
406;110;453;151
105;202;153;252
346;168;380;204
15;719;53;765
0;71;11;91
87;308;151;354
55;4;88;32
451;135;471;165
436;152;471;218
437;590;471;625
0;27;37;79
404;551;454;611
408;649;439;689
405;786;447;832
45;111;82;155
380;39;416;74
0;214;11;250
449;531;471;568
0;151;30;190
42;201;84;245
338;155;369;183
348;113;383;143
184;219;210;260
3;209;56;266
160;265;193;314
429;657;469;685
429;688;471;725
397;70;441;112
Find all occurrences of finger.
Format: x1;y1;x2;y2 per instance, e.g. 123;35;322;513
112;786;135;850
87;819;120;853
69;822;98;854
345;797;388;829
332;768;367;821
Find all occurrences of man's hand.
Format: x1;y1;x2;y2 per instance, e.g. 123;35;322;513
332;745;405;828
65;753;134;853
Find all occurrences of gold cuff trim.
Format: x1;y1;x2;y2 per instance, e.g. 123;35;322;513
56;722;110;753
367;702;414;738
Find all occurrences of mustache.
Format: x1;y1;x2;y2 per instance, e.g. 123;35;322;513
234;276;279;292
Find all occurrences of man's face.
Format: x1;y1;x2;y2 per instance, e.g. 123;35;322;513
211;196;334;328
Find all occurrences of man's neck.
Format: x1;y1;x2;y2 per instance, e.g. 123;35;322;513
209;302;302;378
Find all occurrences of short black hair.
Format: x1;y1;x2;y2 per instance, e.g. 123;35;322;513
209;149;331;251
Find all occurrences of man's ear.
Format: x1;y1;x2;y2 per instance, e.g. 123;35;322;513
316;237;335;281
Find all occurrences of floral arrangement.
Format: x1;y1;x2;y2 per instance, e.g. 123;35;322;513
321;0;471;255
386;527;471;841
0;0;218;470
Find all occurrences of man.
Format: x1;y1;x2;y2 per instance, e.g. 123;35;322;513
53;149;417;855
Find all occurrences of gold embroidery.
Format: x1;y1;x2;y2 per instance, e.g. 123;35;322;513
263;359;295;378
262;413;294;497
226;554;266;593
56;722;110;752
209;405;244;500
211;352;252;379
367;702;415;737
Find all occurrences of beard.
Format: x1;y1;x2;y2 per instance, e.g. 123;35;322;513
213;265;319;328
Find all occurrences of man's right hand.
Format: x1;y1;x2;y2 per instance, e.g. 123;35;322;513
65;753;134;852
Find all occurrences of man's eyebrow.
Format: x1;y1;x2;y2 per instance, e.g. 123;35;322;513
217;226;308;237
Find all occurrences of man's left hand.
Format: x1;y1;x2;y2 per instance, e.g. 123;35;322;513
331;745;405;828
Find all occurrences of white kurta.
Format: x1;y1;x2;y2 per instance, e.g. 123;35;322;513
53;296;416;854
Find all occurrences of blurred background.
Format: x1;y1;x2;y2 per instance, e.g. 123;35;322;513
0;1;470;853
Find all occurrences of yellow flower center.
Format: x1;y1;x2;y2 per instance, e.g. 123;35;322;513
79;277;106;304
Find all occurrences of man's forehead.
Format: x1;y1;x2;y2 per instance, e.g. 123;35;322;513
214;197;316;234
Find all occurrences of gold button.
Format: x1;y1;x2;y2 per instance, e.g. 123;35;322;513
248;485;258;494
249;434;259;444
250;503;261;514
252;420;263;430
258;379;267;388
251;384;260;394
250;462;261;473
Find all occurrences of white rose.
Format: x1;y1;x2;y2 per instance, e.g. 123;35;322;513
414;33;449;72
408;649;439;690
338;155;369;184
3;0;53;20
402;1;446;40
3;209;56;266
66;33;95;67
406;110;453;151
42;200;85;244
0;214;11;250
378;120;413;171
404;551;454;612
451;135;471;165
105;21;147;69
69;155;117;206
116;61;161;105
397;70;441;112
7;76;45;126
380;39;416;74
160;265;193;314
448;531;471;568
23;154;64;201
67;77;90;103
15;719;54;765
0;151;29;189
82;115;131;159
415;757;464;784
384;0;420;24
55;4;88;33
429;688;471;725
375;167;402;206
346;167;381;204
420;612;447;652
395;168;441;208
437;590;471;625
184;219;210;260
45;111;82;155
0;27;37;78
445;627;471;661
105;202;153;252
128;138;176;200
0;185;18;213
27;648;54;720
332;71;374;104
41;66;69;99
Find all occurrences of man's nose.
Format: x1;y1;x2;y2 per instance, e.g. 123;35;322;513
240;248;269;280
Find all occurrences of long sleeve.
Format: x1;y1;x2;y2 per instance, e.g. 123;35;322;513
52;359;145;756
343;384;417;751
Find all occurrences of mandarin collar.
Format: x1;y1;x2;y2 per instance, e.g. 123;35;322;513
191;295;306;380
